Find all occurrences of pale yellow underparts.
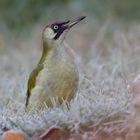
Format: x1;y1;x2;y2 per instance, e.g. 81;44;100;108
29;41;79;110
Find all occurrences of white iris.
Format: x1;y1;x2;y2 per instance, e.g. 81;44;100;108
53;25;59;30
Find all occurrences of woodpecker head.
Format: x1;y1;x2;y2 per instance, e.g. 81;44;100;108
43;16;86;42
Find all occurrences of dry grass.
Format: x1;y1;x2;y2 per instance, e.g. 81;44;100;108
0;19;140;139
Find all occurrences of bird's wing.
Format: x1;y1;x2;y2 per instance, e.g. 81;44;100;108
25;64;43;108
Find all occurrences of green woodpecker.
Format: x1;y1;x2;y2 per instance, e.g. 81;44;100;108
25;16;86;111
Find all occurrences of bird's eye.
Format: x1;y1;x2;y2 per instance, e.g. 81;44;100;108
53;25;59;30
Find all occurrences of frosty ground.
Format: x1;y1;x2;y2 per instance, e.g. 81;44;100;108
0;19;140;139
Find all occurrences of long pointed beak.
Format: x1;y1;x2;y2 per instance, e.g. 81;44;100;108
62;16;86;29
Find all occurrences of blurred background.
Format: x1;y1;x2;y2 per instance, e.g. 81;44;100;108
0;0;140;40
1;0;140;101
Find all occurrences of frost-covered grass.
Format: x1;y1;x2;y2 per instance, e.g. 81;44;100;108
0;20;140;139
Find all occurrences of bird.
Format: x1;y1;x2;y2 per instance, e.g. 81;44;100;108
25;16;86;111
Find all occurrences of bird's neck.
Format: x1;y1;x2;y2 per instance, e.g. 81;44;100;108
38;41;51;65
38;40;65;65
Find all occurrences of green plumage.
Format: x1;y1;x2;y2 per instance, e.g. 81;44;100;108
24;15;86;111
25;40;79;111
25;42;50;109
25;64;43;108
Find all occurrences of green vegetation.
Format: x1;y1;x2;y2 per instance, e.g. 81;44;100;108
0;0;140;34
0;0;70;33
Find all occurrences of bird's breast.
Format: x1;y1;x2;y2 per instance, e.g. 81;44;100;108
29;48;79;109
33;54;79;97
